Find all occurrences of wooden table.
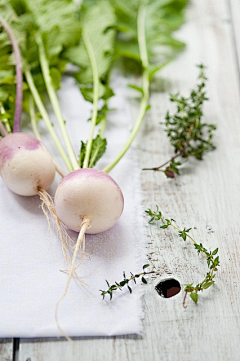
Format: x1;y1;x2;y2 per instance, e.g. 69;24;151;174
1;1;240;360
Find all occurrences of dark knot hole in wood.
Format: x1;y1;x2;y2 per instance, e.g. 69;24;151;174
155;278;181;298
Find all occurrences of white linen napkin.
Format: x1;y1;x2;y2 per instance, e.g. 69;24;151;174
0;72;147;337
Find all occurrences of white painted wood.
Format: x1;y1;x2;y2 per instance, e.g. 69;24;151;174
18;0;240;360
229;0;240;71
0;340;13;361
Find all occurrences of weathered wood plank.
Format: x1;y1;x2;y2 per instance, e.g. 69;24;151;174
18;0;240;360
229;0;240;71
0;340;13;361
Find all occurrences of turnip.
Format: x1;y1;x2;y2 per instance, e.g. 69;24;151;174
55;168;124;234
0;133;55;196
0;132;74;270
54;168;124;339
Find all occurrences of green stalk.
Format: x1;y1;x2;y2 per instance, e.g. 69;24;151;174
0;103;11;133
99;116;106;138
28;95;67;178
29;95;41;141
82;30;100;168
103;0;150;173
99;100;107;138
37;36;79;171
0;119;8;136
25;69;72;172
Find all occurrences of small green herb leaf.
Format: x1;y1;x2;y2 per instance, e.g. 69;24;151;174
143;264;150;269
190;292;198;304
202;281;214;289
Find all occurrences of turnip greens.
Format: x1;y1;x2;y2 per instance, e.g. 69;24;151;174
0;0;188;173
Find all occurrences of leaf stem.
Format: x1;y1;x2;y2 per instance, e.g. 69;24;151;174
29;95;67;178
100;266;155;300
25;69;72;172
150;209;206;258
0;16;23;133
37;36;79;171
0;104;11;133
142;151;182;171
102;0;150;173
29;95;41;141
82;30;100;169
99;100;108;138
0;120;8;137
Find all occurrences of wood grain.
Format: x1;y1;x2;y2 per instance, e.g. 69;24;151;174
13;0;240;360
0;340;13;361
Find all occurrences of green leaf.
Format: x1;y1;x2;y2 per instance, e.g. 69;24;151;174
115;41;140;62
148;60;172;81
65;0;116;103
79;140;87;169
202;281;214;290
143;264;150;269
128;286;132;293
22;0;81;51
49;67;62;90
142;277;147;284
79;134;107;168
79;83;114;103
89;135;107;168
0;0;82;132
190;292;198;303
128;84;143;93
112;0;188;74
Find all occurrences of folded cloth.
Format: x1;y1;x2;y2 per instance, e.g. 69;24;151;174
0;74;146;338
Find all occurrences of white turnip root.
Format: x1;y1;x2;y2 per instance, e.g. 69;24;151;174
0;133;66;253
55;168;124;234
54;168;124;340
0;133;55;196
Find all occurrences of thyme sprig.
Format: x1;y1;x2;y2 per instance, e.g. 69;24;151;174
101;206;219;305
100;264;156;300
143;65;216;178
146;206;219;305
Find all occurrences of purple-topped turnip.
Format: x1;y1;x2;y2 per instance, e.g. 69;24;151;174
54;168;124;340
0;133;55;196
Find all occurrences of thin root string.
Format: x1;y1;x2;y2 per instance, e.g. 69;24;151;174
38;188;84;287
55;218;90;342
59;234;87;281
38;188;74;266
59;269;89;287
72;234;86;271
